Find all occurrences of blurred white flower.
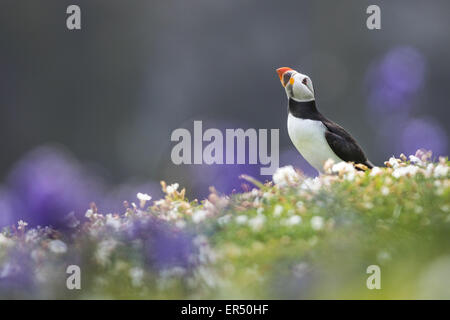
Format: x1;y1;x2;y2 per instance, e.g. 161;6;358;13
96;239;118;265
0;234;14;248
48;240;67;254
217;214;231;225
25;229;39;243
273;205;283;217
236;215;248;224
300;177;322;192
409;155;423;165
392;165;419;178
17;220;28;231
284;215;302;226
388;157;401;169
370;166;382;176
129;267;144;287
166;183;179;195
248;214;265;231
106;214;121;231
137;192;152;208
434;164;448;178
137;192;151;201
310;216;324;230
273;166;300;187
332;162;356;180
192;210;208;224
85;209;94;219
175;220;186;229
323;158;335;173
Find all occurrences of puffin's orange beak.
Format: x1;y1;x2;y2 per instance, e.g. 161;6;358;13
276;67;292;86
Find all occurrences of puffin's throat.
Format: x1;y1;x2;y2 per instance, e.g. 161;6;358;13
288;99;321;121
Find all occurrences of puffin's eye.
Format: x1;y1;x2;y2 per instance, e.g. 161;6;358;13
302;78;308;85
282;72;292;87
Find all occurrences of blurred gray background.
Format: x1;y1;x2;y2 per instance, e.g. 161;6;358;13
0;0;449;208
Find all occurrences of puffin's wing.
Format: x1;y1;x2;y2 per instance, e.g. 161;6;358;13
322;120;372;168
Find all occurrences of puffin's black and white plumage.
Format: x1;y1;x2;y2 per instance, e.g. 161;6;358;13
277;67;373;173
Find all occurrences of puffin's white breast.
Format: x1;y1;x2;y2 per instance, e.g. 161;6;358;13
287;113;342;172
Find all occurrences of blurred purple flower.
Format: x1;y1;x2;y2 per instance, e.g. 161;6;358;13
366;46;426;114
0;249;35;297
124;218;196;270
398;118;447;157
6;146;103;229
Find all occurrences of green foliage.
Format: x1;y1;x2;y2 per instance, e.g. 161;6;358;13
1;156;449;299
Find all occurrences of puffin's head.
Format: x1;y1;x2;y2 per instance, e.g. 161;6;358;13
276;67;315;102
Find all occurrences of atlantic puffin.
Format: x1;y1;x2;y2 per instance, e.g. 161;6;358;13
276;67;373;173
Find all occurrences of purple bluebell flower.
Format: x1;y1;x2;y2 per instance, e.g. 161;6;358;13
124;217;196;270
6;146;103;230
366;46;426;114
398;118;447;157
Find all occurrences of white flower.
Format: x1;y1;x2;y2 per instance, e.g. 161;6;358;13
0;234;14;248
129;267;144;287
370;166;382;176
218;214;231;225
166;183;179;195
332;161;353;173
409;155;423;165
137;192;152;208
434;164;448;178
284;215;302;226
25;229;39;243
323;158;335;173
332;162;356;180
17;220;28;231
137;192;151;201
273;205;283;217
48;240;67;254
262;192;273;200
85;209;94;219
248;214;266;231
96;239;117;265
106;214;121;231
175;220;186;229
273;166;300;187
310;216;324;230
300;177;322;192
388;157;401;169
392;165;419;178
236;215;248;224
192;210;208;224
381;186;390;196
